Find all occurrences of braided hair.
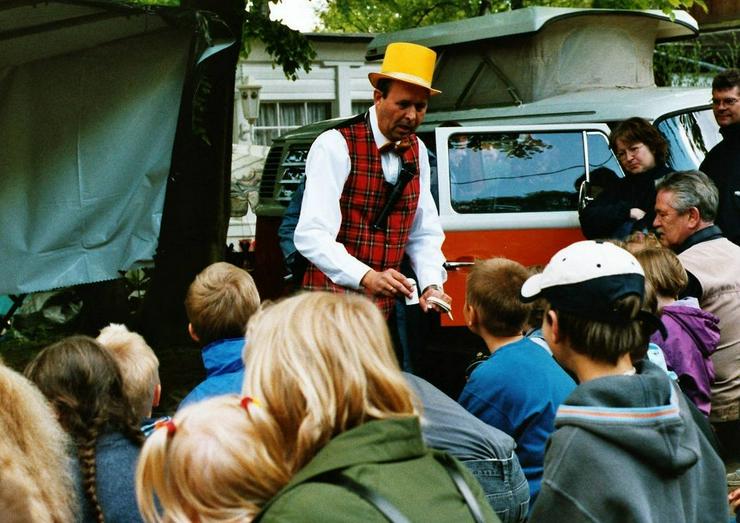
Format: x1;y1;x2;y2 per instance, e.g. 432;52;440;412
25;336;144;522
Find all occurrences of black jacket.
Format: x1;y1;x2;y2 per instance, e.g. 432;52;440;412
700;123;740;246
579;164;672;239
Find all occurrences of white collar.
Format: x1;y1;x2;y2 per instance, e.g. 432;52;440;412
369;105;392;149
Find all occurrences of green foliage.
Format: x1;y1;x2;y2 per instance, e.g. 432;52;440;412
320;0;704;32
129;0;315;80
243;2;317;81
655;32;739;86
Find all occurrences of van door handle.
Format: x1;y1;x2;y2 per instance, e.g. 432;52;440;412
444;261;475;270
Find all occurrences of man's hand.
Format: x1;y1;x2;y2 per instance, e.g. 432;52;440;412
629;207;646;221
361;269;413;298
419;285;452;314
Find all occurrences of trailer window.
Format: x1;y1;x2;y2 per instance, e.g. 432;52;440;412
448;131;587;214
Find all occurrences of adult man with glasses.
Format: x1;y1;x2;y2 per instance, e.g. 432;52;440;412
700;68;740;246
653;170;740;464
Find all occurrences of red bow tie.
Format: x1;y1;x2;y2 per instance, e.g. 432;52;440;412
379;138;412;155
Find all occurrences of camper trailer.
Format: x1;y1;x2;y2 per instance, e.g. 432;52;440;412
253;7;720;393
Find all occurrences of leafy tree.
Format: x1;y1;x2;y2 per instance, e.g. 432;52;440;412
132;0;315;80
319;0;706;33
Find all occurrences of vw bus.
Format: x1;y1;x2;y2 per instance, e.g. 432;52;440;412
253;7;721;394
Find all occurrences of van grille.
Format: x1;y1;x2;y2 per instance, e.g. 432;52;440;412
259;145;284;200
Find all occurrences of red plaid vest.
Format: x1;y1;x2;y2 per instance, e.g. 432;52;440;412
302;116;421;316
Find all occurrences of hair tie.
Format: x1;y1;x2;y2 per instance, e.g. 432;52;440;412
155;418;176;437
240;396;261;414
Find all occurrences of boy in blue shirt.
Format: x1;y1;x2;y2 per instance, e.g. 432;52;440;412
179;262;260;409
459;258;576;505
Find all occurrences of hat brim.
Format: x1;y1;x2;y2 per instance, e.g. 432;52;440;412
520;273;544;302
368;72;441;96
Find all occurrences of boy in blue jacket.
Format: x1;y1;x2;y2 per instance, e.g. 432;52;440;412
179;262;260;409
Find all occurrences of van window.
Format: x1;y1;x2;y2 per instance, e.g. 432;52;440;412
655;109;720;171
448;131;591;214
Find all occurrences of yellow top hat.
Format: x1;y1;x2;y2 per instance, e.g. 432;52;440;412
368;42;441;96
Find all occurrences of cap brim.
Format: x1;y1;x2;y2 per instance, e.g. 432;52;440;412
520;273;544;302
368;72;441;96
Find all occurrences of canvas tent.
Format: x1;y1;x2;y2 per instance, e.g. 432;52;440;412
0;0;239;296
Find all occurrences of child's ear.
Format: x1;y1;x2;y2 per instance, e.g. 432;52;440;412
546;309;560;343
152;384;161;408
463;302;479;333
187;323;200;342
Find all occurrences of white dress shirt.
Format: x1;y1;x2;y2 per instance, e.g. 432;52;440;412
294;107;446;291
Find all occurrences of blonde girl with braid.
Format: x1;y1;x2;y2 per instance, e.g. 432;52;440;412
0;361;77;522
25;336;145;523
136;394;289;522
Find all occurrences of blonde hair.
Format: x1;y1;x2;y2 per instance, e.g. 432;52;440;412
243;292;417;474
97;323;160;419
632;248;688;300
185;262;260;345
466;258;532;336
136;395;288;523
625;232;662;254
0;362;77;522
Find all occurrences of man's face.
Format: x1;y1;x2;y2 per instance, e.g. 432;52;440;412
374;81;429;142
653;190;693;249
711;86;740;128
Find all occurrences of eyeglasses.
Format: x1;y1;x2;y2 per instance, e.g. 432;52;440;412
711;97;739;107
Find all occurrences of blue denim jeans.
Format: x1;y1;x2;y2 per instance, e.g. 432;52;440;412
463;454;530;523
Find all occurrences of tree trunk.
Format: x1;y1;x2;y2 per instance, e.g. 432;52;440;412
138;0;245;344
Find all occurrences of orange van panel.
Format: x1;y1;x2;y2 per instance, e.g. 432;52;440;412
441;227;585;326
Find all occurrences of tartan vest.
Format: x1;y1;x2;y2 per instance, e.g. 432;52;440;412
302;115;421;316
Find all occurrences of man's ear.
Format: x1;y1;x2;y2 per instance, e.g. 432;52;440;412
686;206;702;229
187;323;200;342
373;88;383;105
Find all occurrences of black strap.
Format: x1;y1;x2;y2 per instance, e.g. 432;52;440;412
436;453;487;523
313;470;412;523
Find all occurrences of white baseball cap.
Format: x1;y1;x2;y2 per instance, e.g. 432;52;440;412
521;240;645;321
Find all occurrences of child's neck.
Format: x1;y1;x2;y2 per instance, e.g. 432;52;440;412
657;294;676;313
483;332;524;355
571;352;635;383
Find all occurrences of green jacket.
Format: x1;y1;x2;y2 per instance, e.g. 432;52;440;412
257;417;500;522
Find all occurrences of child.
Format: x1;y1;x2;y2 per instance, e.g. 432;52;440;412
633;247;719;416
180;262;260;409
25;336;145;523
522;240;727;522
0;362;77;523
136;394;288;522
458;258;576;504
97;323;165;435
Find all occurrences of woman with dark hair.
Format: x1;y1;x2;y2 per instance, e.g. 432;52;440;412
25;336;145;523
580;117;672;239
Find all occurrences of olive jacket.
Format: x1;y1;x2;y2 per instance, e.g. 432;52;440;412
255;417;500;522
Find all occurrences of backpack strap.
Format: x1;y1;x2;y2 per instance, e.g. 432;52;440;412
435;453;487;523
312;470;412;523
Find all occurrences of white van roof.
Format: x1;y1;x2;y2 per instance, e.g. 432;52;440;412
420;86;710;130
367;8;700;109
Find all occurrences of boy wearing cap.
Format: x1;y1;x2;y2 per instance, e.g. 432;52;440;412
458;258;576;506
522;241;727;522
293;42;450;318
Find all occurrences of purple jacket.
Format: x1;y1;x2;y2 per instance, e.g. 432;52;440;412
650;301;719;416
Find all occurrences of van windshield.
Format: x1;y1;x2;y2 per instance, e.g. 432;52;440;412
656;108;720;171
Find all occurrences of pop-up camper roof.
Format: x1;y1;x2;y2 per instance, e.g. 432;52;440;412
366;7;699;111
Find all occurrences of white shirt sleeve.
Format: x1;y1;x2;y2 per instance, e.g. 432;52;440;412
294;126;447;291
405;139;447;291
